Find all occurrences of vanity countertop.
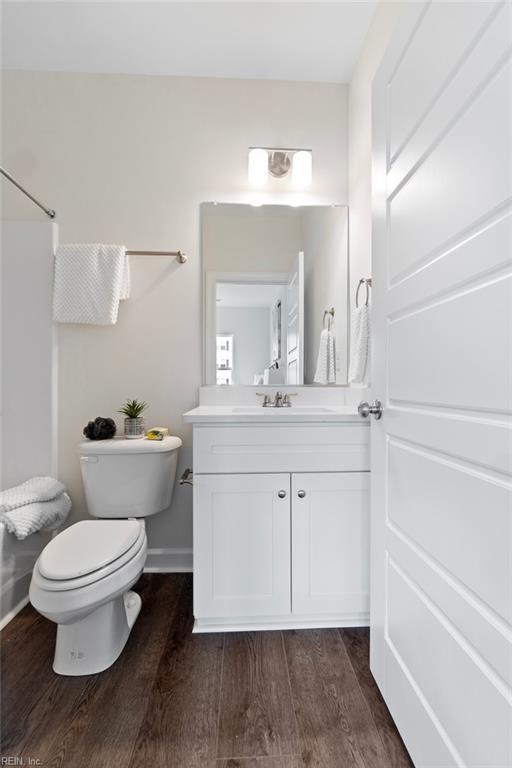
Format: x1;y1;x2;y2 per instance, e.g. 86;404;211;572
183;405;364;424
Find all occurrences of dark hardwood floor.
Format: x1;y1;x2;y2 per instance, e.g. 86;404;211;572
1;574;413;768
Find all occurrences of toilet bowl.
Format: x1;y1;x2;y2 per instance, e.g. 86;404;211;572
30;435;182;675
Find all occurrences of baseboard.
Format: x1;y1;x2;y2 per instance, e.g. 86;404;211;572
0;594;30;632
144;547;193;573
193;613;370;633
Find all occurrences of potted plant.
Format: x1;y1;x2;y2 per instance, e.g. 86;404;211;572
118;398;148;439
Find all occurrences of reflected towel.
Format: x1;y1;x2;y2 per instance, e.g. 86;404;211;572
314;328;336;385
53;244;130;325
0;493;71;540
349;305;371;384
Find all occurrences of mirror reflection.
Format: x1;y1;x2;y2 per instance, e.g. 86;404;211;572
202;203;348;386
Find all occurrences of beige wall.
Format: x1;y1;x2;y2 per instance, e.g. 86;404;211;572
1;71;347;554
348;2;403;317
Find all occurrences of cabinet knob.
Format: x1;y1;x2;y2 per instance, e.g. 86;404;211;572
297;490;306;498
278;490;287;499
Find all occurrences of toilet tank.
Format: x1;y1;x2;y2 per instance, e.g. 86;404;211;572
79;436;182;518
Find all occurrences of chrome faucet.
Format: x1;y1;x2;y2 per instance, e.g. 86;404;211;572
256;391;298;407
274;391;284;407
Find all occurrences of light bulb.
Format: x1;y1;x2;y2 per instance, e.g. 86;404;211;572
248;148;268;187
292;150;312;189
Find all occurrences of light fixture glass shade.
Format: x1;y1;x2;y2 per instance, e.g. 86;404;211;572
248;148;268;186
291;150;312;188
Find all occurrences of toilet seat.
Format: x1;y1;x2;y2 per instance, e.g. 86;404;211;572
35;520;145;592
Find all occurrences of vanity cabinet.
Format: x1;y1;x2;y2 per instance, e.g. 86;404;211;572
187;416;371;633
193;473;291;619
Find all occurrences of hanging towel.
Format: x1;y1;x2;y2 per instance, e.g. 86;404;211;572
0;476;66;515
314;328;336;385
0;493;71;540
53;244;130;325
349;304;371;384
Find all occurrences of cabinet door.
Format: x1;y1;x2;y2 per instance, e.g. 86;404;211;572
194;473;291;619
292;472;369;618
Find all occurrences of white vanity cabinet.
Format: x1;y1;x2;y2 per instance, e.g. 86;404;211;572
193;473;291;619
184;409;370;632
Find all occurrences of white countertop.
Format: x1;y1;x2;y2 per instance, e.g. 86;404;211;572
183;405;365;424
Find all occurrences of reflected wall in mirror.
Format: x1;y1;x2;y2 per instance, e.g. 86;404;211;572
202;203;348;386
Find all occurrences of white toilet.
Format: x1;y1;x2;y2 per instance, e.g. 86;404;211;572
30;435;182;675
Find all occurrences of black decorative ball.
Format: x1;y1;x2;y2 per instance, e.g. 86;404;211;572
83;417;117;441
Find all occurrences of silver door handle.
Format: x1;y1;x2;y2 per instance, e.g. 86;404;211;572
297;490;306;498
278;490;287;498
358;399;383;420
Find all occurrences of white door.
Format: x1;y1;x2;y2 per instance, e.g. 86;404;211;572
370;3;512;767
193;473;291;619
286;251;304;384
291;472;369;619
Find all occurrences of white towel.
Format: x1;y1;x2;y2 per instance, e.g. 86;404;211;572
0;476;66;515
53;244;130;325
314;328;336;385
0;493;71;540
349;305;371;384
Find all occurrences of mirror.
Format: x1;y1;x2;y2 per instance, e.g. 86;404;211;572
202;203;348;386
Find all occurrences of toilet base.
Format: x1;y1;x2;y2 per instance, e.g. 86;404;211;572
53;590;142;676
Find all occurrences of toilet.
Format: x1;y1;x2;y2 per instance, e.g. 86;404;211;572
29;435;182;675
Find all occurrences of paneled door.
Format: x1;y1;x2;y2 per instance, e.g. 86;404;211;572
291;472;369;619
371;3;512;767
193;473;291;619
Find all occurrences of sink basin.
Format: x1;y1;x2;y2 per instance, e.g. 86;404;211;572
231;406;336;414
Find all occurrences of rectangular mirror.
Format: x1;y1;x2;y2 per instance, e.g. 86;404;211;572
202;203;348;386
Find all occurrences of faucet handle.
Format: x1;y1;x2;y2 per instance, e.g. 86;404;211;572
282;392;298;407
256;392;272;407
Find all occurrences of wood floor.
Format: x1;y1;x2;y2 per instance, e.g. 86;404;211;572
1;574;413;767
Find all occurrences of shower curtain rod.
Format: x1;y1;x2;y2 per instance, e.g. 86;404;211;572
0;167;187;262
0;167;56;219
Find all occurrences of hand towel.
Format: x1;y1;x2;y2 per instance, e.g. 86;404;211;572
314;328;336;385
0;493;72;540
349;304;371;384
0;476;66;515
53;244;130;325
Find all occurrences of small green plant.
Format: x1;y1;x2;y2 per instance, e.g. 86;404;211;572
118;398;148;419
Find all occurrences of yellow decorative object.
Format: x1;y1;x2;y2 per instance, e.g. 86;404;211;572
146;427;169;441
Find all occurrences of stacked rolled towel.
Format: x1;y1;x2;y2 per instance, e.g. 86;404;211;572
0;477;71;540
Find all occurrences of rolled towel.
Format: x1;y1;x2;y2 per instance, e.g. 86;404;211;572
0;493;72;540
0;476;66;515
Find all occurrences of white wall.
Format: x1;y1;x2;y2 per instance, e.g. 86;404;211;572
1;71;348;562
348;3;403;316
217;307;270;385
0;221;57;627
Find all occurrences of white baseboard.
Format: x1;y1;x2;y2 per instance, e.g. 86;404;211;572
193;613;370;633
144;547;193;573
0;594;30;632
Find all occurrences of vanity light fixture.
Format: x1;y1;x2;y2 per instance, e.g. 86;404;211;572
248;147;313;189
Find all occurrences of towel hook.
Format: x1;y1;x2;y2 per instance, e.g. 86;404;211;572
356;278;372;308
323;307;335;330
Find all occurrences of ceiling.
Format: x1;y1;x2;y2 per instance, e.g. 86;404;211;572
2;2;377;83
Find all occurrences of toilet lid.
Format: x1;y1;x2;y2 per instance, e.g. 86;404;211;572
39;520;142;580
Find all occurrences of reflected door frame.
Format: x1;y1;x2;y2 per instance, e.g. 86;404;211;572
204;271;288;386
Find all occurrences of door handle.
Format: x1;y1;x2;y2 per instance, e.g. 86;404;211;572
358;399;383;420
297;490;306;498
278;490;287;499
